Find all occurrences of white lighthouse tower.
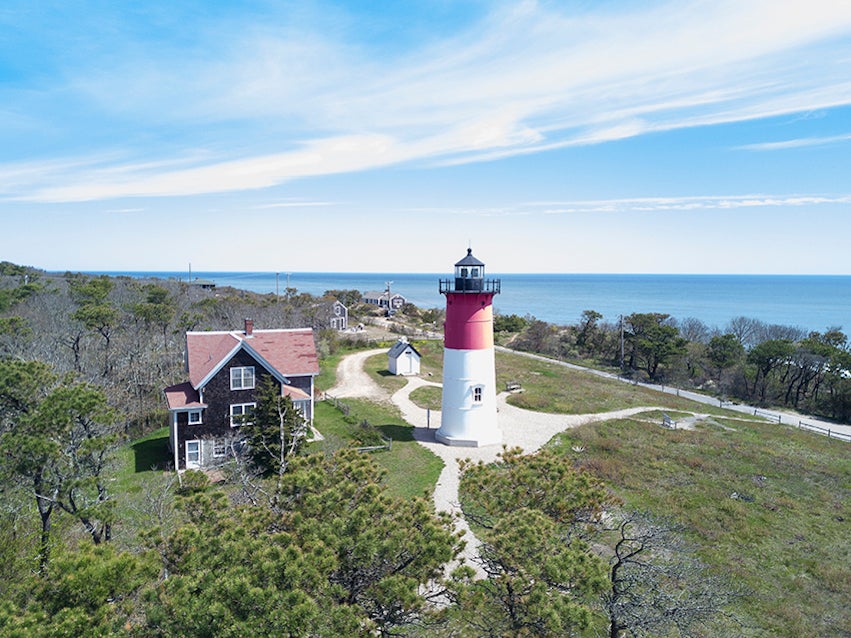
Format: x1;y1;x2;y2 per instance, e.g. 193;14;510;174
436;248;502;447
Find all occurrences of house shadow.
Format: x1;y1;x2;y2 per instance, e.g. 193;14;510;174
132;435;170;472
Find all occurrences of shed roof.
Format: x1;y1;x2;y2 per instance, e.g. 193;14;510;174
387;339;421;359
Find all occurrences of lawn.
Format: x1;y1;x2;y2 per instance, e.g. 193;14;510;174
496;350;736;416
311;398;443;501
409;385;442;411
548;415;851;637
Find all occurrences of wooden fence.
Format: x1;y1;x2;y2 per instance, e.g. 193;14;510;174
323;394;392;452
796;420;851;443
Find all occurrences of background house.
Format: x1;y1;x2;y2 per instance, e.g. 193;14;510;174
317;298;348;331
387;337;421;376
363;284;406;313
164;319;319;470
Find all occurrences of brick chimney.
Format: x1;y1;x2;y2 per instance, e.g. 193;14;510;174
244;318;254;337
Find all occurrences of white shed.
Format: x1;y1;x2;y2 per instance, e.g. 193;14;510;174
387;337;421;376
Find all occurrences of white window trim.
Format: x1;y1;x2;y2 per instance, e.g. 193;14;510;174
187;409;203;425
185;439;201;467
212;441;227;458
230;402;256;427
230;366;256;390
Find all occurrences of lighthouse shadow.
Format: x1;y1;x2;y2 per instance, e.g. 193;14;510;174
379;423;435;443
411;426;438;443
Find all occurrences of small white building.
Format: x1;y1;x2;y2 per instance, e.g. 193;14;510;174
387;337;421;376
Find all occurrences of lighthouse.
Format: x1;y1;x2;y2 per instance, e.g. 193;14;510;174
437;248;501;447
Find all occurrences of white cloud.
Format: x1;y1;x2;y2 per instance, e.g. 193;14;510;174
737;132;851;151
529;194;851;215
3;0;851;201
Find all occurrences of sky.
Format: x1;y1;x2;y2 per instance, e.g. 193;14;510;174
1;0;851;275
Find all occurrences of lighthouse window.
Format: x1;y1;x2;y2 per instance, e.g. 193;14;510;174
471;268;479;277
461;268;468;277
473;386;483;402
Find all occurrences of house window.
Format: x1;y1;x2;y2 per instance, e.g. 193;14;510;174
230;366;255;390
473;386;483;403
213;441;227;458
187;409;203;425
230;402;255;427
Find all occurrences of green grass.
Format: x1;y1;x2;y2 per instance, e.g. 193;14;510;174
365;353;409;393
409;385;442;411
113;426;170;493
495;350;735;416
312;399;443;501
547;416;851;637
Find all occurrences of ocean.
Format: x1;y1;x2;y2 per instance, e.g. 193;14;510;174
87;271;851;334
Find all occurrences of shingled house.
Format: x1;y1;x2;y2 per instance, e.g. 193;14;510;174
164;319;319;470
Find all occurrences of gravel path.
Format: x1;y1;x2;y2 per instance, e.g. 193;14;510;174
332;348;666;576
328;346;850;576
325;348;388;401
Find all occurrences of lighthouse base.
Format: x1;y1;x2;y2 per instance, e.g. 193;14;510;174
435;429;501;448
437;347;502;447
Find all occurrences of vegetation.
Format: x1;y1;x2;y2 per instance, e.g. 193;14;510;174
311;399;443;501
548;415;850;636
506;309;851;422
1;263;848;636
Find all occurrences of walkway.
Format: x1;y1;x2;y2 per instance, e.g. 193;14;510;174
331;349;669;575
327;346;850;575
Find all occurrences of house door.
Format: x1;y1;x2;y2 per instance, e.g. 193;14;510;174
185;440;201;469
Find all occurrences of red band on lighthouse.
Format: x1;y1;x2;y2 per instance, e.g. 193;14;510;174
444;294;495;350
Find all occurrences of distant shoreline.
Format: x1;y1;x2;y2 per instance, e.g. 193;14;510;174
66;270;851;333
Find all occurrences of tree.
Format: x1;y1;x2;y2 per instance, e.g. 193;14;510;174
145;450;461;637
0;542;155;637
240;376;308;478
603;511;742;638
67;275;120;377
0;360;119;571
324;289;362;307
494;313;529;334
456;449;614;636
745;339;795;403
706;333;745;390
624;313;688;380
575;309;603;354
128;283;175;346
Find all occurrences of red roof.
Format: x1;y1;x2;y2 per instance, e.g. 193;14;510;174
164;382;204;410
186;328;319;389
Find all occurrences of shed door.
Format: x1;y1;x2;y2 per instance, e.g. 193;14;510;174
185;440;201;469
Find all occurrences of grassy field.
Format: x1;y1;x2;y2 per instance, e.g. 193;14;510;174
311;398;443;500
548;415;851;637
495;350;735;416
